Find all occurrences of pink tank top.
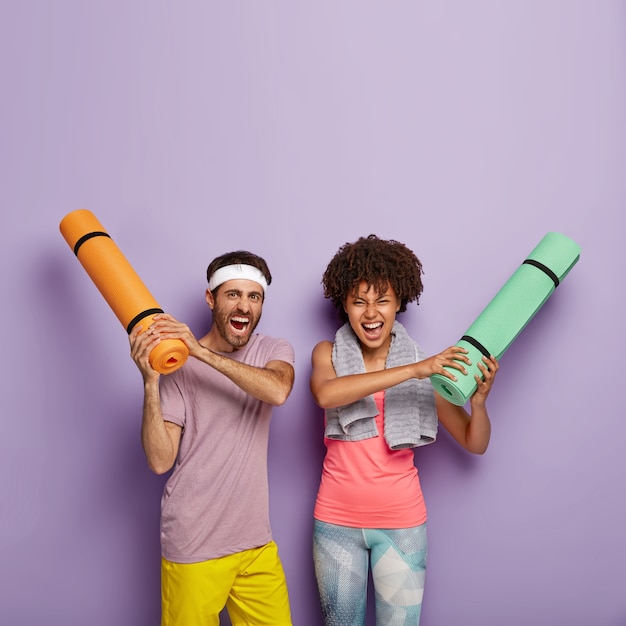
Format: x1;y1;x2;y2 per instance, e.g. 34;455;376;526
314;390;427;528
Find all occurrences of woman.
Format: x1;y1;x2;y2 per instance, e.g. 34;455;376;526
310;234;499;626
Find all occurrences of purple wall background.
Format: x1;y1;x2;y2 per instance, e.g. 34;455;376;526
1;2;624;625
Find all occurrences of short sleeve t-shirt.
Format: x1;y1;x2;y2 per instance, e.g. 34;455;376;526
158;333;294;563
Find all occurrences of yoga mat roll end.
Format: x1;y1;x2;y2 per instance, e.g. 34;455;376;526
431;338;484;406
137;313;189;375
59;208;103;249
431;375;472;406
149;340;189;374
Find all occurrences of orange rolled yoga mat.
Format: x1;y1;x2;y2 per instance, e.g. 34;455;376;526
59;209;189;374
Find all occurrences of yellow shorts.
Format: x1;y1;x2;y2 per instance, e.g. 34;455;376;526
161;541;292;626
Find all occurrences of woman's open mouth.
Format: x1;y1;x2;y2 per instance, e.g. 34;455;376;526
362;322;383;340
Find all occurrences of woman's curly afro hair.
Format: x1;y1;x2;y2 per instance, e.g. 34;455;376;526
322;234;424;322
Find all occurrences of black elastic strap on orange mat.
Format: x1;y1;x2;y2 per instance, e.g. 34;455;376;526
126;308;164;334
73;231;111;256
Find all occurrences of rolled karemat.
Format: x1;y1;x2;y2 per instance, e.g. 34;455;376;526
59;209;189;374
430;232;581;406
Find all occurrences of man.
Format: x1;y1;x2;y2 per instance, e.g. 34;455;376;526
129;250;295;626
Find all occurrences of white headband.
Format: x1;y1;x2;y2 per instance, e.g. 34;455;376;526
208;264;269;292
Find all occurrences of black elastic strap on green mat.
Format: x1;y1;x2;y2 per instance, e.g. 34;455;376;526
460;335;491;359
126;308;164;334
73;231;111;256
522;259;560;288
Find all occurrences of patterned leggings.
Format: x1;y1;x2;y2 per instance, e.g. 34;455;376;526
313;519;428;626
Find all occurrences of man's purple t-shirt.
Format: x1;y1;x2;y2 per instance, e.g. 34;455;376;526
158;333;294;563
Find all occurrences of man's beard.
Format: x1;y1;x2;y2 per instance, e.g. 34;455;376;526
212;305;260;350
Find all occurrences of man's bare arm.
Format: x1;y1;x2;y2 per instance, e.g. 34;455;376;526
130;322;182;474
197;349;294;406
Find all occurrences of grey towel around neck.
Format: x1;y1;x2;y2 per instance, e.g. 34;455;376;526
324;321;438;450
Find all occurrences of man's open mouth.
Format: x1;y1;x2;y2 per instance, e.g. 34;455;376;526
231;316;250;331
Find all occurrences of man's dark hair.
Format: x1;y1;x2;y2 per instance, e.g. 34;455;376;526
207;250;272;293
322;234;424;322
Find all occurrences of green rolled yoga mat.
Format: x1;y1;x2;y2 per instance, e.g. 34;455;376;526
430;232;580;406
